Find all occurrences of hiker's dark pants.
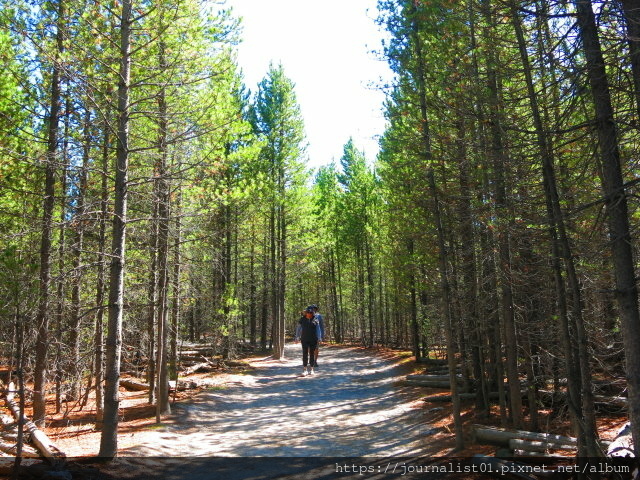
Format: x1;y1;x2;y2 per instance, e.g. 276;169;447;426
301;341;318;367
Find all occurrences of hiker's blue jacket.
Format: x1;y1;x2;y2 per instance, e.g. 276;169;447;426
315;313;325;339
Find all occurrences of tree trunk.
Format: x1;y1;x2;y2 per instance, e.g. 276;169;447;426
468;0;506;426
574;0;640;456
146;199;158;404
509;0;598;455
99;0;132;458
365;236;375;347
276;196;287;358
155;36;171;421
336;249;345;343
480;0;523;429
249;227;257;346
408;8;464;444
13;308;25;471
94;100;111;429
428;169;465;451
269;208;280;357
170;182;182;383
34;0;65;428
69;106;91;401
408;239;420;361
54;107;68;415
455;115;487;418
260;228;269;351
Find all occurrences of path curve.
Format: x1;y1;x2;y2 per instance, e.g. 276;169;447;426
123;344;434;458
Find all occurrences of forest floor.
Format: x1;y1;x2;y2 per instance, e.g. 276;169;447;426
0;344;630;479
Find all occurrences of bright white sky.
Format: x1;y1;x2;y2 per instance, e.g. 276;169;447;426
222;0;393;170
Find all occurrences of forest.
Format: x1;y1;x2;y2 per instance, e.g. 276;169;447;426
0;0;639;464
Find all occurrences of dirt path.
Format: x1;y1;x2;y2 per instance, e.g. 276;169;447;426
84;344;439;479
121;344;434;457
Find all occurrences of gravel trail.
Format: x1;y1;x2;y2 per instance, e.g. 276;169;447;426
100;344;436;479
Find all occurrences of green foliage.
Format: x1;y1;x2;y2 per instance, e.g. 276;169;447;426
1;0;634;400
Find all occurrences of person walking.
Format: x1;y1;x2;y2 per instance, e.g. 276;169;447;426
295;306;322;376
311;305;325;368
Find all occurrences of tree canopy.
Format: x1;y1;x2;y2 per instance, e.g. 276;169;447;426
0;0;639;458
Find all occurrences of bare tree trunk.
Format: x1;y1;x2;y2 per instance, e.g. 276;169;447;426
456;116;487;418
99;0;132;457
508;0;598;455
170;181;182;383
408;239;420;360
249;226;257;346
269;208;279;357
336;249;345;343
330;249;340;343
155;37;171;419
428;169;464;451
574;0;640;456
410;3;463;448
147;203;158;404
13;307;25;471
365;237;375;347
480;0;523;429
260;226;269;351
34;0;65;427
274;190;286;358
94;99;111;429
468;0;506;425
54;101;69;415
69;106;91;401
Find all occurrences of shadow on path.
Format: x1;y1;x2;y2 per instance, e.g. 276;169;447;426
98;344;437;479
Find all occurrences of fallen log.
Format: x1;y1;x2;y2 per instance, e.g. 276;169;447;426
543;377;626;389
424;392;501;403
4;383;66;465
221;360;250;368
424;393;476;402
407;374;463;383
593;394;628;409
425;368;461;375
176;350;203;356
404;379;454;389
508;438;577;453
0;439;39;458
120;378;200;393
119;379;150;391
473;425;577;448
607;423;635;458
417;357;449;366
168;380;199;391
182;362;217;375
0;415;15;428
538;389;628;410
179;360;203;368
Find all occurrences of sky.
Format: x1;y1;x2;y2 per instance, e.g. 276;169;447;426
222;0;393;170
